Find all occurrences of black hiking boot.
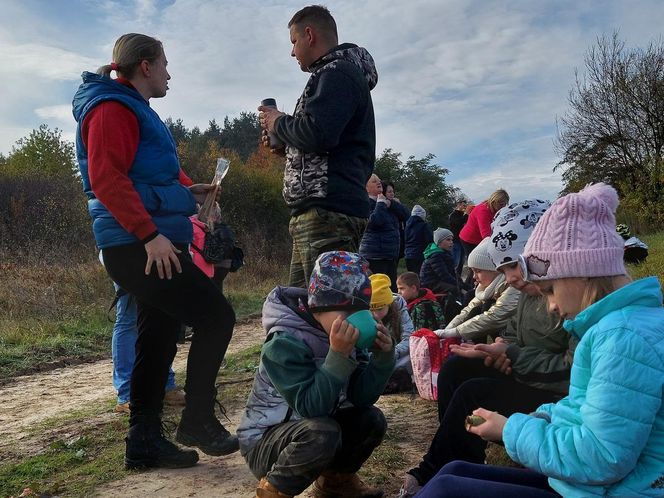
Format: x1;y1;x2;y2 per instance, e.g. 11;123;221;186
176;398;239;456
125;417;199;470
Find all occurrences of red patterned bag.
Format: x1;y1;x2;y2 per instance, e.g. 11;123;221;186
409;328;460;400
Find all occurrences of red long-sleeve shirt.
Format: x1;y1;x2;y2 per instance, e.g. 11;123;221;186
81;78;192;241
459;201;494;246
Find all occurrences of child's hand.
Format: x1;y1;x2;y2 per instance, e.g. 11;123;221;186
449;343;488;359
372;323;393;352
473;342;511;373
466;408;507;442
329;316;359;356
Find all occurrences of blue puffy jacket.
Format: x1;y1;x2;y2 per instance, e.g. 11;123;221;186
72;72;195;248
359;198;402;260
404;215;433;259
503;277;664;497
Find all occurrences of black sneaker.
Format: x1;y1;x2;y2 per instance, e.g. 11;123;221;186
125;420;199;470
176;413;239;456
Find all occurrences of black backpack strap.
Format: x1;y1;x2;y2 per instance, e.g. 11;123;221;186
107;287;131;322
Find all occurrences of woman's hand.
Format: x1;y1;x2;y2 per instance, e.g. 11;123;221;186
144;234;182;279
329;316;359;356
466;408;507;442
189;183;220;205
372;323;393;353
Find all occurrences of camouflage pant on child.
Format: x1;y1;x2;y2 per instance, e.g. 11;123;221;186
288;207;367;288
244;406;386;496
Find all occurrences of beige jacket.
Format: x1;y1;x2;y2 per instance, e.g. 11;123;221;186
448;275;520;342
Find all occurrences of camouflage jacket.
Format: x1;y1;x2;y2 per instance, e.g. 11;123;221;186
274;43;378;218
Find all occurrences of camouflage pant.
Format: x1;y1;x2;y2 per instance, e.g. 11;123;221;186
288;207;367;288
244;406;386;496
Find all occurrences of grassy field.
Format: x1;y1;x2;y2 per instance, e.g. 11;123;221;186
0;259;285;380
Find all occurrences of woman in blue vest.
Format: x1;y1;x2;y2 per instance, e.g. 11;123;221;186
72;33;237;470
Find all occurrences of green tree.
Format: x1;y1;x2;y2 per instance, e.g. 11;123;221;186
374;149;459;227
2;124;76;178
555;32;664;227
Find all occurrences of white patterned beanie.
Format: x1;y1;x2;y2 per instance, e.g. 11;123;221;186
488;199;551;270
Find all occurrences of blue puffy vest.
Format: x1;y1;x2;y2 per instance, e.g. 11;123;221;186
72;72;195;249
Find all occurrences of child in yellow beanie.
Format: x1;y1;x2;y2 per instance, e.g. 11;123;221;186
370;274;415;393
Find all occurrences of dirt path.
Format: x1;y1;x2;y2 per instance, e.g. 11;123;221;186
1;319;438;497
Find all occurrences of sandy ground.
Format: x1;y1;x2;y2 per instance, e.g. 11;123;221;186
1;319;437;498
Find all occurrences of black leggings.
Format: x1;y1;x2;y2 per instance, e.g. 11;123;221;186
102;243;235;417
409;356;560;485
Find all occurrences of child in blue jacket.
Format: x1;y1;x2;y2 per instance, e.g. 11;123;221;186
416;183;664;498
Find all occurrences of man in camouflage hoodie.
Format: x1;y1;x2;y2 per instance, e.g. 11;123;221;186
259;5;378;288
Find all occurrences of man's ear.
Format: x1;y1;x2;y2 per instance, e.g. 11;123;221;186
304;26;315;46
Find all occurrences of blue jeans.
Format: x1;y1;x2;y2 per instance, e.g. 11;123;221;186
415;461;560;497
112;289;176;404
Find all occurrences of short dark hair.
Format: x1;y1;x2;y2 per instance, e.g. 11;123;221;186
397;272;420;289
288;5;338;43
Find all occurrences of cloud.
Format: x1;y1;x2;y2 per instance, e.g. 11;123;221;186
1;0;664;204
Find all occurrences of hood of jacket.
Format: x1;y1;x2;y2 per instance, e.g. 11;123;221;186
72;71;145;123
310;43;378;90
261;286;328;341
564;276;663;340
407;287;439;310
423;242;444;259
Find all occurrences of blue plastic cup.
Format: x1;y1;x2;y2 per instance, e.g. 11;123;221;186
347;310;378;349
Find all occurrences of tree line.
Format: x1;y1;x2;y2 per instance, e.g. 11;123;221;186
0;114;458;265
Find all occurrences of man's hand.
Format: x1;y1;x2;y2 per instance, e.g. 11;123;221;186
258;105;286;133
372;323;393;353
144;234;182;279
260;129;286;156
189;183;220;204
466;408;507;442
329;316;359;356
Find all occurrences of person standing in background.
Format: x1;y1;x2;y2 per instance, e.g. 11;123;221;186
258;5;378;288
449;197;468;279
404;205;433;274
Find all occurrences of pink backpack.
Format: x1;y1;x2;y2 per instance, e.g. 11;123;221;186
409;328;460;400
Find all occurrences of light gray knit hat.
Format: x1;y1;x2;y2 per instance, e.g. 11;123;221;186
467;238;495;271
411;204;426;219
433;228;453;245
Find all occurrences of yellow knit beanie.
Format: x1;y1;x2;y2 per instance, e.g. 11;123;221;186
369;274;394;310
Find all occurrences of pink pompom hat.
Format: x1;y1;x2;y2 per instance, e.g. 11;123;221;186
522;183;626;280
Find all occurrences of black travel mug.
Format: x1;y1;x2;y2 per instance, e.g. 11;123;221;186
260;98;284;149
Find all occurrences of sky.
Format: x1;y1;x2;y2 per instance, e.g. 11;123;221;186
2;0;663;203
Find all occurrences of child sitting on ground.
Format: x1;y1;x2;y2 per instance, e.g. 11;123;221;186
420;228;459;295
397;271;446;331
370;274;415;394
616;223;649;264
435;238;519;343
417;183;664;498
237;251;394;498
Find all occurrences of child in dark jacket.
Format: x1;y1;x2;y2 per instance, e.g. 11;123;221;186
419;228;458;295
404;205;433;273
397;271;446;331
237;251;394;498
